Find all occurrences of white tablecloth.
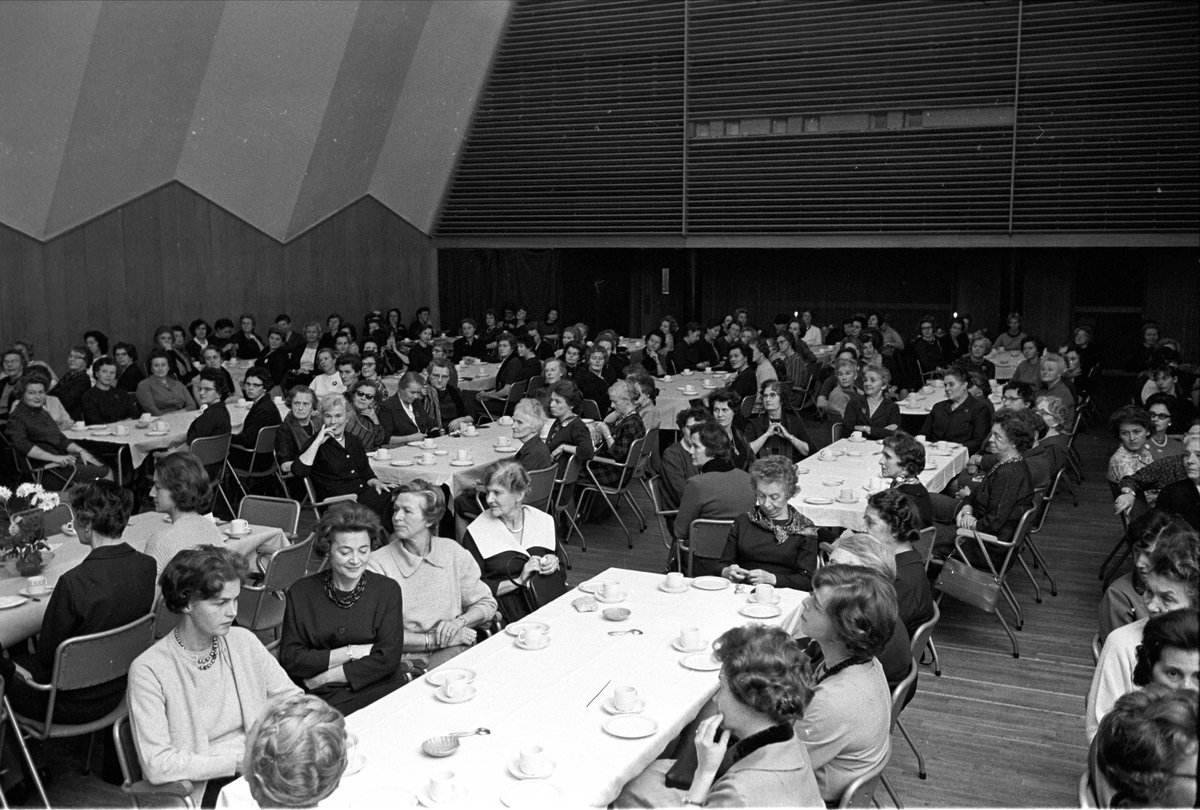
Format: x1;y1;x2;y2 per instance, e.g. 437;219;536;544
789;437;968;530
653;371;732;432
985;350;1022;381
456;362;500;392
369;426;522;499
898;382;947;417
0;513;288;648
218;567;806;809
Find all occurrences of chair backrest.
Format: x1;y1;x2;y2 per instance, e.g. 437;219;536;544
830;421;844;443
238;495;301;536
188;433;232;468
42;502;74;536
889;659;920;727
633;427;659;479
606;436;647;490
838;756;890;807
113;713;144;787
689;519;733;561
261;535;314;593
249;424;279;455
581;399;602;422
506;379;528;406
739;396;755;419
525;375;546;397
913;526;936;569
525;464;558;513
239;537;314;632
152;596;182;640
909;601;941;658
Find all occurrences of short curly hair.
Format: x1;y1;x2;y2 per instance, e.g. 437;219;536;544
881;432;925;477
1111;404;1153;436
1133;608;1199;686
160;545;248;613
314;501;385;557
67;480;132;539
809;564;898;660
1096;684;1198;805
829;533;896;577
154;452;213;514
866;488;921;548
749;455;798;499
712;624;813;724
993;410;1037;454
1147;525;1199;599
482;459;530;498
393;478;445;528
245;694;348;808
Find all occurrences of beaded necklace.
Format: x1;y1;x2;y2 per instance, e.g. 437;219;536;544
174;628;219;670
324;570;367;609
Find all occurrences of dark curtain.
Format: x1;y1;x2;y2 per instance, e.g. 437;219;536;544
439;249;564;328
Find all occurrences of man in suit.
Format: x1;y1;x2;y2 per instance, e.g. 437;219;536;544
378;372;435;444
673;422;756;549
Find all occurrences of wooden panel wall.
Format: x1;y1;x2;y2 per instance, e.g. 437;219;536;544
0;183;436;369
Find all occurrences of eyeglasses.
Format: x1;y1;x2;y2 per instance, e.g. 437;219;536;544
1149;412;1171;420
354;392;376;401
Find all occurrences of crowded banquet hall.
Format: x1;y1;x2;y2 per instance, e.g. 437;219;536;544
1;1;1198;808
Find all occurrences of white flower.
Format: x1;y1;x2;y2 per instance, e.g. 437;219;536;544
15;483;37;498
0;486;11;502
40;493;60;510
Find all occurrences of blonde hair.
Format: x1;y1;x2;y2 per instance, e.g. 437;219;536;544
244;695;347;808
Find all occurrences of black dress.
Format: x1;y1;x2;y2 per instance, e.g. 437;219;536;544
279;571;406;714
292;432;394;532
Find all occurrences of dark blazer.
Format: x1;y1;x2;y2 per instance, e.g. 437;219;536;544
229;396;283;470
276;413;316;469
292;432;374;500
49;370;91;421
117;364;146;394
660;440;697;510
920;396;991;455
515;436;554;472
378;393;436;438
894;549;935;640
841;394;901;440
187;403;231;481
1157;479;1200;532
574;370;611;417
232;331;265;361
674;462;756;540
258;348;291;390
728;368;757;400
81;386;140;425
454;336;489;362
911;337;945;373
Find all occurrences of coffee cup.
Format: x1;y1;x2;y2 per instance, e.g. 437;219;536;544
754;583;775;603
679;627;702;649
684;385;696;394
851;430;863;440
682;369;693;376
463;424;477;436
374;448;389;460
422;438;436;449
601;581;624;601
456;449;470;461
444;677;468;700
113;425;130;436
498;415;513;426
839;488;854;502
140;412;153;422
518;745;545;776
613;686;638;712
519;625;545;647
274;395;284;404
154;420;168;431
819;450;831;461
428;772;457;803
72;420;86;431
230;518;250;534
25;575;48;595
665;571;685;589
915;434;927;444
238;398;248;407
421;452;435;464
663;375;672;382
937;440;949;452
64;520;74;534
498;435;512;447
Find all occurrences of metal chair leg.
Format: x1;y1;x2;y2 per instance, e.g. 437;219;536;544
993;606;1020;658
1000;581;1024;629
4;698;49;809
880;772;904;808
1016;555;1043;604
1025;537;1058;597
896;718;927;779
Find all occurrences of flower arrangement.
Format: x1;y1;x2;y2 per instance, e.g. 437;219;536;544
0;483;60;575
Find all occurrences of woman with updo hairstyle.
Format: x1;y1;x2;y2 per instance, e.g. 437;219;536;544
1108;404;1155;486
703;455;818;591
864;489;935;640
1093;684;1198;809
1012;335;1045;387
876;432;932;527
462;460;563;621
615;624;822;808
128;546;300;807
281;503;405;714
244;694;348;808
1133;608;1199;691
709;386;753;470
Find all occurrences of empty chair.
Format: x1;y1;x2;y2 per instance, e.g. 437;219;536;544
237;495;301;540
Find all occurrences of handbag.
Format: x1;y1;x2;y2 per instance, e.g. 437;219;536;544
935;556;1002;613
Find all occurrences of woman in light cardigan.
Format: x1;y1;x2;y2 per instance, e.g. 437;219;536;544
128;546;299;807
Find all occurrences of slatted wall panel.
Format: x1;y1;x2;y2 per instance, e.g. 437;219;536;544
436;0;685;236
1013;2;1199;232
686;0;1019;232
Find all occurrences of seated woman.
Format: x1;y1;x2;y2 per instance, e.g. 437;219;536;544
706;387;751;471
993;312;1027;352
147;325;194;382
939;318;970;364
48;345;91;420
745;380;811;462
965;370;995;419
186;369;232;482
0;347;28;416
875;433;933;528
958;336;996;381
1100;510;1186;643
276;386;317;479
1157;433;1200;532
615;625;822;808
589;380;646;488
243;694;348;809
700;455;818;591
128;546;301;807
144;451;225;576
1011;336;1044;387
933;410;1036;563
1145;394;1186;461
920;367;991;455
258;328;292;393
573;344;613;416
463;460;564;622
368;480;498;668
749;339;778;390
421;358;473;434
310;348;343;399
280;503;405;714
478;332;530;410
191;346;235;404
292;393;394;531
4;373;109;489
344;379;387;453
82;355;140;425
841;366;900;441
792;564;894;803
865;488;936;639
137;349;199;416
231;313;264;361
1093;684;1198;810
228;366;283;471
1108;405;1155;488
725;344;758;400
816;355;861;419
1;480;155;724
1086;524;1198;739
560;339;586;378
289;322;324;386
406;324;435;375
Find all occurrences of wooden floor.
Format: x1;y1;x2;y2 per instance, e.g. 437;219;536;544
11;408;1126;808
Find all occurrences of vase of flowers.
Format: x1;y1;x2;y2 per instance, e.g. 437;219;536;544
1;483;60;576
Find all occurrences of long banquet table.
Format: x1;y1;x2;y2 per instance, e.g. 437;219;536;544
0;512;288;648
369;424;524;499
218;567;806;808
789;436;968;531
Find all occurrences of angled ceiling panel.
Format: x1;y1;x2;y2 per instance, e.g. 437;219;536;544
43;0;224;237
370;0;511;234
176;0;360;239
0;0;101;238
286;0;433;239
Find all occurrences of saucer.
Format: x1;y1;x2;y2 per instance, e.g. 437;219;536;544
417;459;437;466
821;480;844;487
146;430;169;436
424;667;477;687
344;752;366;776
848;436;867;443
507;757;558;780
794;466;810;474
846;451;863;458
434;684;477;704
505;621;550;637
835;496;857;504
740;603;783;619
418;784;469;808
410;440;437;449
515;635;551;650
595;591;627;604
658;581;690;594
493;445;517;454
602;697;646;715
577;580;602;594
449;459;474;466
602;715;659;739
0;596;27;609
391;459;415;467
89;428;112;435
222;527;252;537
804;496;833;505
671;637;708;653
747;593;781;605
691;576;729;591
433;450;449;456
18;587;52;598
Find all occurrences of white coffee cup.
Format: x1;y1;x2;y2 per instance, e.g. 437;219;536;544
64;520;74;534
915;434;927;444
113;425;130;436
421;452;435;464
239;398;248;407
456;449;469;461
230;518;250;534
754;583;775;603
444;678;467;699
663;375;672;382
25;575;48;595
499;416;513;426
429;771;457;803
72;420;86;431
665;571;685;589
154;420;169;431
601;581;624;600
375;448;389;460
519;625;545;647
937;440;949;452
274;395;284;404
839;488;854;502
422;438;436;449
851;430;863;440
463;424;477;436
498;435;512;447
140;412;153;422
519;745;545;776
613;686;638;712
679;627;702;649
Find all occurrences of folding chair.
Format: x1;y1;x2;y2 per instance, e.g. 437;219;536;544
1;680;48;809
226;424;283;498
1091;632;1102;665
879;660;921;806
188;433;235;516
551;455;586;550
902;604;941;777
479;379;527;422
829;421;844;443
113;714;194;808
912;526;936;571
934;505;1038;658
14;451;77;490
236;536;314;638
1099;511;1132;588
739;396;755;419
577;436;648;548
151;595;182;641
1033;466;1077;535
525;463;559;513
580;399;603;422
1020;487;1058;599
301;478;358;523
7;613;156;795
237;495;301;540
9;503;74;540
681;519;733;577
794;361;821;413
646;475;680;571
837;756;890;807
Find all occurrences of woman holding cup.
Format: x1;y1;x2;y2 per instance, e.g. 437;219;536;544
462;460;564;621
280;503;406;714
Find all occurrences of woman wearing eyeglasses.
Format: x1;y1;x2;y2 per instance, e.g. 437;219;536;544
344;380;387;453
1145;394;1186;461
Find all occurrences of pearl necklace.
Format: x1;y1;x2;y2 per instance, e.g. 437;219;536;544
174;628;219;670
